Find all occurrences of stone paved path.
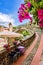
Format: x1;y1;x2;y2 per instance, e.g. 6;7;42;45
22;32;41;65
30;34;43;65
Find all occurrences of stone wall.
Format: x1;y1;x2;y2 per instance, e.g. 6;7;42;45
0;33;35;65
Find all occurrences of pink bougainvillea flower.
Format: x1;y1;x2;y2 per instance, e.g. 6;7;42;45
18;14;25;22
21;4;27;10
39;20;43;28
18;4;27;12
18;7;23;14
20;4;25;10
18;12;32;22
26;2;31;8
38;9;43;28
18;3;28;14
38;15;43;20
38;9;43;20
18;7;27;14
18;2;32;22
21;4;25;8
38;9;43;16
24;12;29;18
24;12;32;20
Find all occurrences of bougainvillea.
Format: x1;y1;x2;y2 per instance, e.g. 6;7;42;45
38;9;43;27
38;9;43;20
18;2;32;22
18;0;43;28
39;20;43;28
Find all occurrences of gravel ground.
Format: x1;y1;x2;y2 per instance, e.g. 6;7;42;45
22;28;42;65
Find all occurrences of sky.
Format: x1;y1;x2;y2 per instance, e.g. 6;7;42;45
0;0;30;27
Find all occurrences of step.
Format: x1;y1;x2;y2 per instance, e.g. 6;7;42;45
30;34;43;65
12;33;39;65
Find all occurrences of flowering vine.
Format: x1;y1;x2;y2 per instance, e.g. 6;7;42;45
18;0;43;28
18;2;32;22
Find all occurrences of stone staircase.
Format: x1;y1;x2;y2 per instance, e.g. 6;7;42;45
12;33;39;65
